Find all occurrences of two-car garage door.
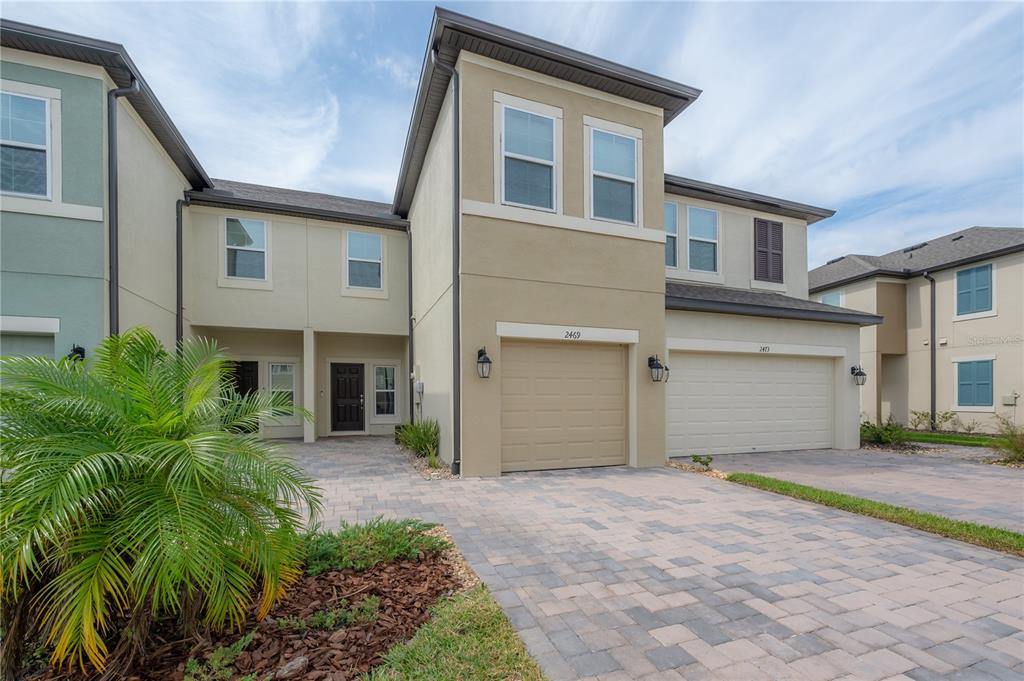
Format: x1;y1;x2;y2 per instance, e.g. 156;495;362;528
667;352;834;456
501;340;628;472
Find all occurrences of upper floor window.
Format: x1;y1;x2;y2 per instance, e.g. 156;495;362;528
347;231;382;289
687;207;719;273
956;264;992;316
502;106;555;211
819;290;842;307
664;202;678;267
1;92;49;198
225;217;267;279
754;218;784;283
590;127;638;224
956;359;993;408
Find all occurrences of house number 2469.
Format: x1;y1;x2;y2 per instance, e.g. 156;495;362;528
564;330;583;340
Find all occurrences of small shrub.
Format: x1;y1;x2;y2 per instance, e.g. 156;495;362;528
426;444;441;469
860;416;908;446
394;423;409;444
691;455;713;471
935;410;957;431
993;414;1024;463
909;410;932;430
301;517;449;575
398;419;440;457
958;418;979;435
184;632;254;681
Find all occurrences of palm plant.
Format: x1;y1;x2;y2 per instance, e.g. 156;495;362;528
0;328;323;677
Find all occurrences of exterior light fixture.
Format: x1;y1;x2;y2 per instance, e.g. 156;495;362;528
66;344;85;362
648;355;665;382
850;365;867;386
476;347;492;379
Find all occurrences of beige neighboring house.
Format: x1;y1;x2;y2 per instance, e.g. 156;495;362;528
810;227;1024;433
2;9;884;476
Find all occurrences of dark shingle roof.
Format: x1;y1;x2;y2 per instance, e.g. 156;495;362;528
666;281;882;326
664;175;835;225
809;227;1024;293
188;180;407;230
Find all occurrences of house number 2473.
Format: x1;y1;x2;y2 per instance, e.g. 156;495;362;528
759;345;771;352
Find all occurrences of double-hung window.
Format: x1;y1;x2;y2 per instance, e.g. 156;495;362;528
347;231;383;289
1;92;50;198
225;217;267;279
269;363;296;406
590;128;638;224
664;202;678;267
374;366;396;417
956;264;992;316
956;359;993;408
502;106;555;210
687;207;719;272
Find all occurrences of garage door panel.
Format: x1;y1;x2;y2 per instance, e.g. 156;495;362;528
668;352;833;456
501;340;627;472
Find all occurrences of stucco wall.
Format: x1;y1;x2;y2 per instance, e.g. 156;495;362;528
409;82;455;462
906;252;1023;431
665;310;863;449
0;54;106;356
665;194;810;299
186;206;408;335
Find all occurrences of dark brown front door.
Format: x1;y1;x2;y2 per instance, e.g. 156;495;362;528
331;363;364;431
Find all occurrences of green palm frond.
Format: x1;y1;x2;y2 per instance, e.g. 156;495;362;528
0;326;322;675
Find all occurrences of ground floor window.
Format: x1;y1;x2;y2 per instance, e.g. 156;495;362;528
269;363;296;406
956;359;993;407
374;365;396;416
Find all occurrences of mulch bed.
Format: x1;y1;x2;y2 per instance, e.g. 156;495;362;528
29;550;461;681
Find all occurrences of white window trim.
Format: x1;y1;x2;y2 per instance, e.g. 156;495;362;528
494;93;562;214
373;364;399;420
953;261;997;322
952;356;996;412
342;229;388;299
664;201;679;270
686;205;720;275
268;362;299;424
228;356;302;430
1;84;59;204
463;199;663;243
584;117;643;227
218;216;272;290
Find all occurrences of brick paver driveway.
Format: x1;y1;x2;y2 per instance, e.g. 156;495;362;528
295;438;1024;681
705;448;1023;532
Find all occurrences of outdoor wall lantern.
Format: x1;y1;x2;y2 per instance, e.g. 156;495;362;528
66;344;85;362
648;355;665;383
476;347;492;379
850;365;867;386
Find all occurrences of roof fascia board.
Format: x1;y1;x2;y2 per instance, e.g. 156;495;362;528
186;192;409;231
666;296;883;326
665;174;835;224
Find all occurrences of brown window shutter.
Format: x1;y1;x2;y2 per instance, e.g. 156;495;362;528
754;219;784;283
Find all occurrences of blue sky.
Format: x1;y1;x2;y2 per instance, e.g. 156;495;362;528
6;1;1022;266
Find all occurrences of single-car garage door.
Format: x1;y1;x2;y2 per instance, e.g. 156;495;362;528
501;340;627;472
668;352;833;456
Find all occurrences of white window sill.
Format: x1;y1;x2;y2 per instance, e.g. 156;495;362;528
463;200;664;244
2;195;102;222
954;405;995;413
218;276;272;291
668;268;724;285
342;285;388;300
371;414;400;425
953;309;997;322
750;279;786;292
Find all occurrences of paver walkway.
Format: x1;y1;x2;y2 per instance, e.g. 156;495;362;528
705;448;1024;531
294;438;1024;681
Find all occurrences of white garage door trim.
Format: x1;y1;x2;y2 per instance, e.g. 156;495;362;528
497;321;639;466
667;337;846;358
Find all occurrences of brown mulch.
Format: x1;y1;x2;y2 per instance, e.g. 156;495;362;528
29;549;464;681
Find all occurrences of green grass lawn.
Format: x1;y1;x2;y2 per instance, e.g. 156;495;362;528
901;430;999;447
367;585;547;681
726;472;1024;557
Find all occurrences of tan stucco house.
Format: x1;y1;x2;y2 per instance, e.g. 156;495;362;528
810;227;1024;433
1;9;883;475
